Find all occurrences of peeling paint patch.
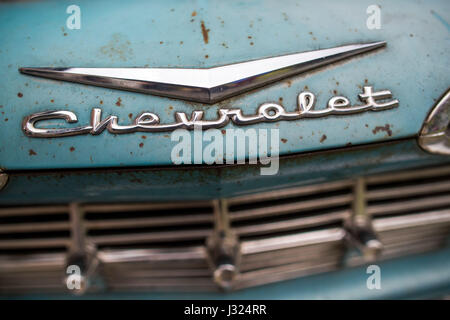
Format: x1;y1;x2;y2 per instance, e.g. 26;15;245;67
320;134;327;143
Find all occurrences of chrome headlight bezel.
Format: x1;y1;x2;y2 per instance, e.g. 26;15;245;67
418;89;450;155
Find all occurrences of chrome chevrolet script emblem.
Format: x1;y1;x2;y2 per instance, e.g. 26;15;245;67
20;41;399;138
23;86;398;138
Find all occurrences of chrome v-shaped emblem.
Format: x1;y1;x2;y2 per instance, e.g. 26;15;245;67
20;41;385;104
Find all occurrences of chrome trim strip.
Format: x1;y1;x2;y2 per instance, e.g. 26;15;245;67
20;42;386;104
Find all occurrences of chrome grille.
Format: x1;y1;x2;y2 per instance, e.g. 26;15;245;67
0;164;449;294
84;202;214;247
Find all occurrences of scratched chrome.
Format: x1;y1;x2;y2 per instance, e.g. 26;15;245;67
418;89;450;155
22;86;399;138
19;42;386;104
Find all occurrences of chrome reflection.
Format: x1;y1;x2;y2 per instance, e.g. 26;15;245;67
20;42;386;104
22;86;399;138
418;89;450;155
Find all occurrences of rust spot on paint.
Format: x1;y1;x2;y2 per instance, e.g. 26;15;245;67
141;135;147;139
201;21;210;44
4;118;8;122
372;124;392;137
221;129;226;135
115;97;122;107
128;113;133;119
17;92;23;98
320;134;327;143
28;149;37;156
281;138;287;143
100;33;133;62
50;99;54;103
100;100;103;105
205;54;209;58
139;142;144;148
191;11;197;17
69;146;75;152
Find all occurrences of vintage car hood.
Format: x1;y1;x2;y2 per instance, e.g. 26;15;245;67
0;0;449;170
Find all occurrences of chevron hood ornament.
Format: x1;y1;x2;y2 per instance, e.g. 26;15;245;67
20;41;385;104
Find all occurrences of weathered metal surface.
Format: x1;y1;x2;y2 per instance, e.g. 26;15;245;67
7;247;450;299
0;0;449;170
1;140;448;205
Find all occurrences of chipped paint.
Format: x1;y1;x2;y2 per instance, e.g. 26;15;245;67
372;124;393;137
200;20;210;44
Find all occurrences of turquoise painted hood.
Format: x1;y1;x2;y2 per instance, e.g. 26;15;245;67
0;0;449;170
